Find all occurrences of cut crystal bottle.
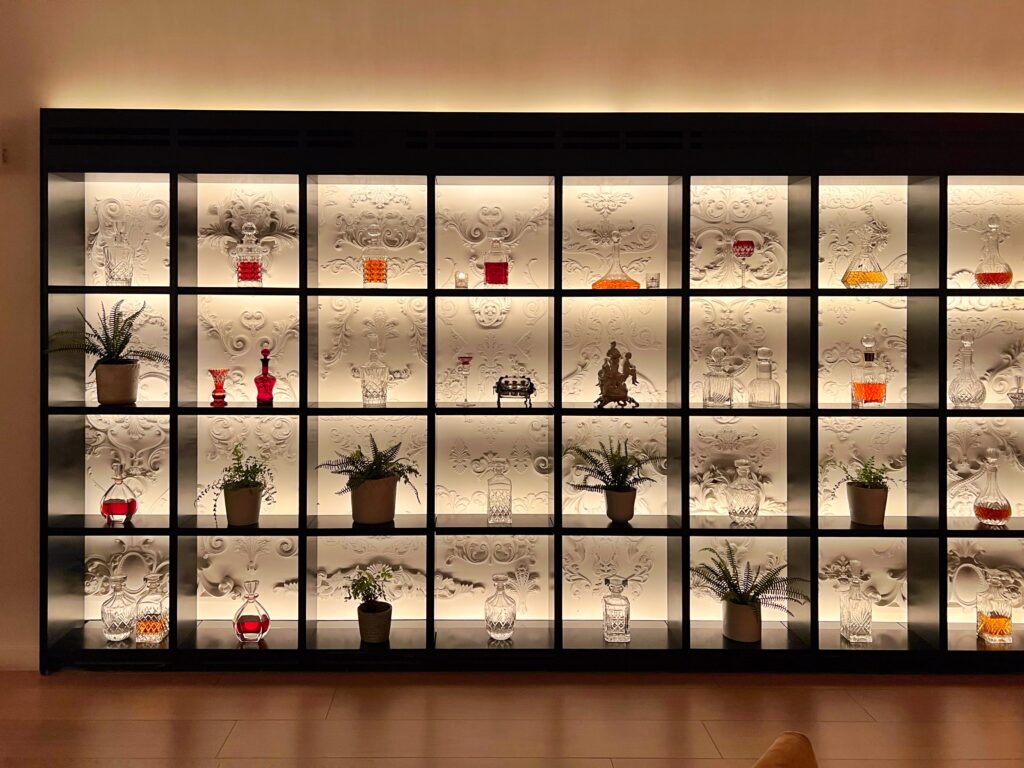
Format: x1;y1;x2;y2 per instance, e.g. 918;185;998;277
361;222;389;287
254;347;276;407
353;333;407;408
592;231;640;290
839;586;873;644
747;346;781;408
234;579;271;644
231;221;268;288
948;333;986;408
482;229;510;288
100;575;135;642
977;583;1017;645
975;215;1013;288
702;347;735;408
974;447;1011;526
486;460;513;526
484;574;517;641
103;222;135;287
851;335;887;408
602;576;631;643
100;462;138;524
726;459;762;526
841;243;887;289
134;573;168;645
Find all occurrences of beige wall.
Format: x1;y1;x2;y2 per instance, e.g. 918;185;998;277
1;0;1022;669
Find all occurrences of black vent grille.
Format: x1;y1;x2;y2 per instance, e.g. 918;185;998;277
45;126;171;148
177;128;301;149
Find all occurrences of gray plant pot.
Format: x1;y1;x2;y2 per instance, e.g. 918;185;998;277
95;361;139;405
847;483;888;526
357;600;393;644
351;476;399;525
605;488;637;523
722;598;762;643
224;484;263;527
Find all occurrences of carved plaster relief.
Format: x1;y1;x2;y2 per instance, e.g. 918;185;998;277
85;415;170;518
562;536;665;620
315;536;428;621
947;297;1024;406
690;536;792;622
818;538;908;623
83;294;169;404
196;536;298;619
84;176;170;286
947;417;1024;519
947;178;1024;288
817;417;908;518
84;536;170;619
947;538;1024;638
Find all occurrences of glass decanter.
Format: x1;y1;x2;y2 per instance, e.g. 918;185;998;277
702;347;736;408
841;242;887;289
482;229;510;288
977;582;1018;645
103;222;134;287
231;221;268;288
747;346;781;408
484;574;517;641
100;575;135;642
234;579;271;644
209;368;229;408
974;447;1011;526
457;354;475;407
100;462;137;524
486;460;513;526
602;576;631;643
726;459;762;526
254;347;276;407
134;573;169;645
839;585;873;644
592;231;640;290
851;335;887;408
975;214;1013;288
362;222;389;287
1008;375;1024;409
948;333;986;408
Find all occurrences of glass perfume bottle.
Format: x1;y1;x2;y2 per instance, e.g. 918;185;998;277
975;215;1013;288
487;460;513;526
361;222;388;287
732;239;755;288
851;335;887;408
602;576;631;643
457;354;475;407
100;575;135;642
254;347;276;407
484;574;517;641
100;462;137;524
234;579;271;644
592;231;640;290
747;346;781;408
948;333;986;408
209;368;229;408
840;586;874;644
727;459;762;526
103;222;134;287
134;573;168;645
482;230;510;288
974;447;1011;526
841;243;887;289
702;347;735;407
977;583;1018;645
1008;375;1024;409
231;221;268;288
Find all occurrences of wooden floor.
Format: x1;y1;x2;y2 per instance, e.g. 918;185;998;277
1;671;1022;766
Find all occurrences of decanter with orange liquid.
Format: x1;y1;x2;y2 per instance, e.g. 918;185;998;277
361;223;389;287
977;582;1018;645
974;215;1013;289
974;447;1011;526
592;231;640;290
850;335;887;408
841;243;887;289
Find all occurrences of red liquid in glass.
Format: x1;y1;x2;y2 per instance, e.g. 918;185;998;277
235;615;270;636
101;498;137;521
237;262;262;283
975;271;1013;287
975;503;1011;524
484;261;509;286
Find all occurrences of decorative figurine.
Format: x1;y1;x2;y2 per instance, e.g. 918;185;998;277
494;376;536;407
595;341;640;409
209;368;230;408
254;347;276;407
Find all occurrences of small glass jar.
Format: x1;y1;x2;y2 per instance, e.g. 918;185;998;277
134;573;169;645
726;459;762;526
484;574;517;641
602;576;631;643
839;587;873;644
486;460;513;526
454;271;469;289
747;346;781;409
100;575;135;642
645;272;661;289
234;580;271;644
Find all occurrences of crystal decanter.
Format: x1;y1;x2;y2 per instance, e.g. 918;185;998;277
974;447;1011;526
602;576;631;643
254;347;276;407
592;230;640;290
231;221;268;288
975;215;1013;288
352;333;409;408
134;574;168;645
362;222;389;287
948;333;986;408
977;582;1018;645
747;346;781;408
234;579;271;644
103;222;135;287
726;458;762;526
840;585;874;644
100;575;135;642
1008;375;1024;409
100;462;137;524
482;229;510;288
486;460;513;526
702;347;736;408
484;574;517;641
841;242;887;289
851;335;887;408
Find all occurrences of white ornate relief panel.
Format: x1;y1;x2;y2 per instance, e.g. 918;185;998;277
946;297;1024;406
562;177;671;289
688;296;788;406
315;537;427;621
316;295;427;404
84;535;170;619
947;539;1024;641
690;537;792;622
563;296;669;406
84;175;169;286
316;176;427;289
435;177;553;289
562;415;670;517
562;536;667;621
947;417;1024;519
817;417;908;518
314;416;427;517
434;535;552;620
195;294;300;404
947;177;1024;288
83;294;169;404
195;176;299;288
689;416;787;517
690;177;788;289
818;177;907;289
818;296;907;405
195;535;298;619
85;415;170;518
818;537;908;623
194;416;299;518
435;297;552;405
434;415;553;517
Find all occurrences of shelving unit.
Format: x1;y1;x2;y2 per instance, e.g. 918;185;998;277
40;110;1024;672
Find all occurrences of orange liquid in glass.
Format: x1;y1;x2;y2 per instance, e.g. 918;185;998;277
362;258;388;285
975;271;1013;287
592;277;640;290
975;503;1011;524
135;617;167;636
843;271;887;287
852;382;886;405
979;612;1013;639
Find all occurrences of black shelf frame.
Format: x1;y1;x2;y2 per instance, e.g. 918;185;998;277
39;109;1024;674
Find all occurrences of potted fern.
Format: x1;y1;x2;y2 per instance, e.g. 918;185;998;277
564;439;663;523
690;543;809;643
196;444;277;526
316;436;421;525
348;565;394;644
826;457;891;526
47;300;169;405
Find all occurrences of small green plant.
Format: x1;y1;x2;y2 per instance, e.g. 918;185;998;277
690;542;809;613
825;456;891;491
47;300;170;373
346;565;394;606
564;439;663;493
316;435;421;502
196;444;277;515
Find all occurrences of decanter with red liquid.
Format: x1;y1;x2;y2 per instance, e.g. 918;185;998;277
254;347;276;407
483;229;510;288
231;221;268;288
975;215;1013;289
850;334;887;408
975;447;1012;526
234;579;271;644
592;230;640;290
100;462;137;524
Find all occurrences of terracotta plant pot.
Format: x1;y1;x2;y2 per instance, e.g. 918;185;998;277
847;483;888;526
605;488;637;523
95;361;140;405
357;600;393;644
722;598;762;643
351;476;399;525
224;484;263;527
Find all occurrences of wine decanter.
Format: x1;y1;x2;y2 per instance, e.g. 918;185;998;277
100;461;137;524
231;221;268;288
234;580;271;644
602;576;631;643
975;447;1011;526
484;574;517;640
851;335;887;408
100;575;135;642
841;242;887;289
948;333;986;408
726;458;762;526
361;222;388;287
134;574;169;645
975;215;1013;288
254;346;276;407
352;333;409;408
486;459;512;526
103;221;135;287
482;229;510;288
592;229;640;290
747;346;781;408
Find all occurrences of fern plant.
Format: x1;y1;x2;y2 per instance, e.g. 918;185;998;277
317;435;421;502
347;566;394;606
690;542;809;612
47;300;170;373
823;456;891;491
564;439;662;493
195;444;277;516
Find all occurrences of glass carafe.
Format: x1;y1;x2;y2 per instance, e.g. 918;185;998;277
482;229;510;288
592;232;640;290
100;575;135;642
948;333;986;408
362;222;389;287
484;574;517;640
254;347;276;407
839;586;873;644
134;574;168;645
100;462;137;524
103;222;134;287
975;215;1013;288
974;447;1011;526
234;580;271;644
841;243;887;289
726;459;762;526
230;221;268;288
602;576;631;643
702;347;735;408
353;333;395;407
747;346;781;408
851;335;887;408
486;460;512;526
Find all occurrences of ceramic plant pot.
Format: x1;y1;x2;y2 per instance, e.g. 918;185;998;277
350;476;399;524
722;598;762;643
357;600;393;644
224;484;263;527
847;483;888;527
605;488;637;523
95;361;140;405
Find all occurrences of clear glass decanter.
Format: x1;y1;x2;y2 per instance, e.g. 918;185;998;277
100;461;137;524
482;229;510;288
840;585;873;644
977;583;1018;645
134;573;169;645
231;221;268;288
975;214;1013;288
353;333;401;408
103;222;134;287
100;575;135;642
1008;374;1024;409
948;333;986;408
362;222;388;287
726;459;762;526
841;243;887;289
486;460;513;526
602;576;631;643
851;335;887;408
234;579;271;644
484;574;517;641
254;346;276;407
592;231;640;290
974;447;1011;526
747;346;781;408
702;347;735;407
